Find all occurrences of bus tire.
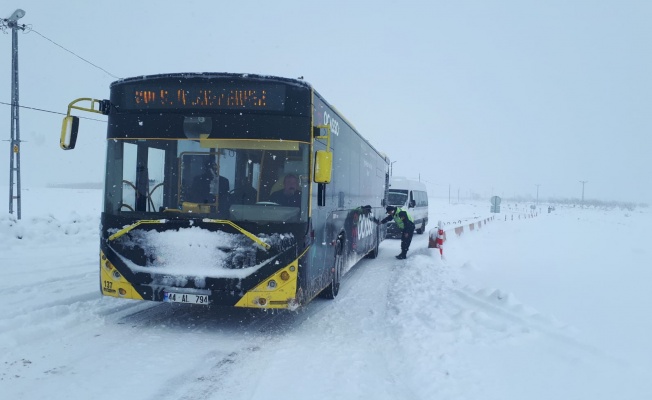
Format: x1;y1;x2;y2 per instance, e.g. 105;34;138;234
365;229;380;259
319;236;343;299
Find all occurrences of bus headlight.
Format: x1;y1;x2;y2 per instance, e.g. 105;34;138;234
280;271;290;281
267;280;277;289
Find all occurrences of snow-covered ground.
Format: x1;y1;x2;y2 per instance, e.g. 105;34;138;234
1;186;651;400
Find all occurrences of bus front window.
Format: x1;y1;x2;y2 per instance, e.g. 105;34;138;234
105;138;309;223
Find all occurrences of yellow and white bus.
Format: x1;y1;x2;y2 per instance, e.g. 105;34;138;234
60;73;389;309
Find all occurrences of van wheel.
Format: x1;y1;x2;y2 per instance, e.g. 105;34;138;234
416;222;424;234
319;236;344;299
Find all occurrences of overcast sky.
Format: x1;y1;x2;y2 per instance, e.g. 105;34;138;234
1;0;651;203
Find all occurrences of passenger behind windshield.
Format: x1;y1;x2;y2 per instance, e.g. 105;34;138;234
230;178;257;205
187;160;230;214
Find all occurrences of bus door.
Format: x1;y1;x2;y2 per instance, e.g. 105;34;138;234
307;136;334;289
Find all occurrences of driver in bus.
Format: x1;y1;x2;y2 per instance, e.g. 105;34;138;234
269;174;301;207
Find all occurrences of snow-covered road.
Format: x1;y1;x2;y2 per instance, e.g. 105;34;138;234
1;187;651;399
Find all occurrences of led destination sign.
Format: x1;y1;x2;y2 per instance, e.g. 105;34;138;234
120;83;286;111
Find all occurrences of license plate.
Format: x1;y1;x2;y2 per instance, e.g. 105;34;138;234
163;292;210;305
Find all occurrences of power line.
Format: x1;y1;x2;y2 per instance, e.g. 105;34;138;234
24;26;121;80
0;101;106;122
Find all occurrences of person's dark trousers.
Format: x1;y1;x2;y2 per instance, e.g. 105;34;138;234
398;231;414;258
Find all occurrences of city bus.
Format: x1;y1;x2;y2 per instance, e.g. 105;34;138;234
60;73;389;309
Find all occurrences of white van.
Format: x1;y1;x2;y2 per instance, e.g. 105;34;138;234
386;177;429;237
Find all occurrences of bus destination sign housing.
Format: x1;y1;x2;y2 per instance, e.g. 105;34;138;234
116;81;287;111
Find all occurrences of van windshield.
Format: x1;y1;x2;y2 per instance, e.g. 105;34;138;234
388;190;408;206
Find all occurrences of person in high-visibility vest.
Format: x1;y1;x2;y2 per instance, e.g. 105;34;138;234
379;206;415;259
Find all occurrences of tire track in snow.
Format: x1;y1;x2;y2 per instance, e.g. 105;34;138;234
141;292;343;399
141;308;312;400
0;291;103;349
0;290;157;350
384;250;481;400
355;259;421;400
143;256;414;400
0;290;99;319
148;344;268;400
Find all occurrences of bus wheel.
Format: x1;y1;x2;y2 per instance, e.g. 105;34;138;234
365;229;380;259
319;237;343;299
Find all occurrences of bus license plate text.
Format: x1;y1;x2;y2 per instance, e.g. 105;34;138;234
164;292;210;305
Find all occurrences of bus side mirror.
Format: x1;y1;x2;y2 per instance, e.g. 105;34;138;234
59;98;110;150
60;116;80;150
314;150;332;183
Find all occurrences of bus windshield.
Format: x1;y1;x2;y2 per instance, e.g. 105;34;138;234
104;136;310;223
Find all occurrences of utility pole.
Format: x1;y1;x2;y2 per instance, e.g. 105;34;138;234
3;9;27;219
579;180;588;208
390;161;397;176
535;184;540;205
